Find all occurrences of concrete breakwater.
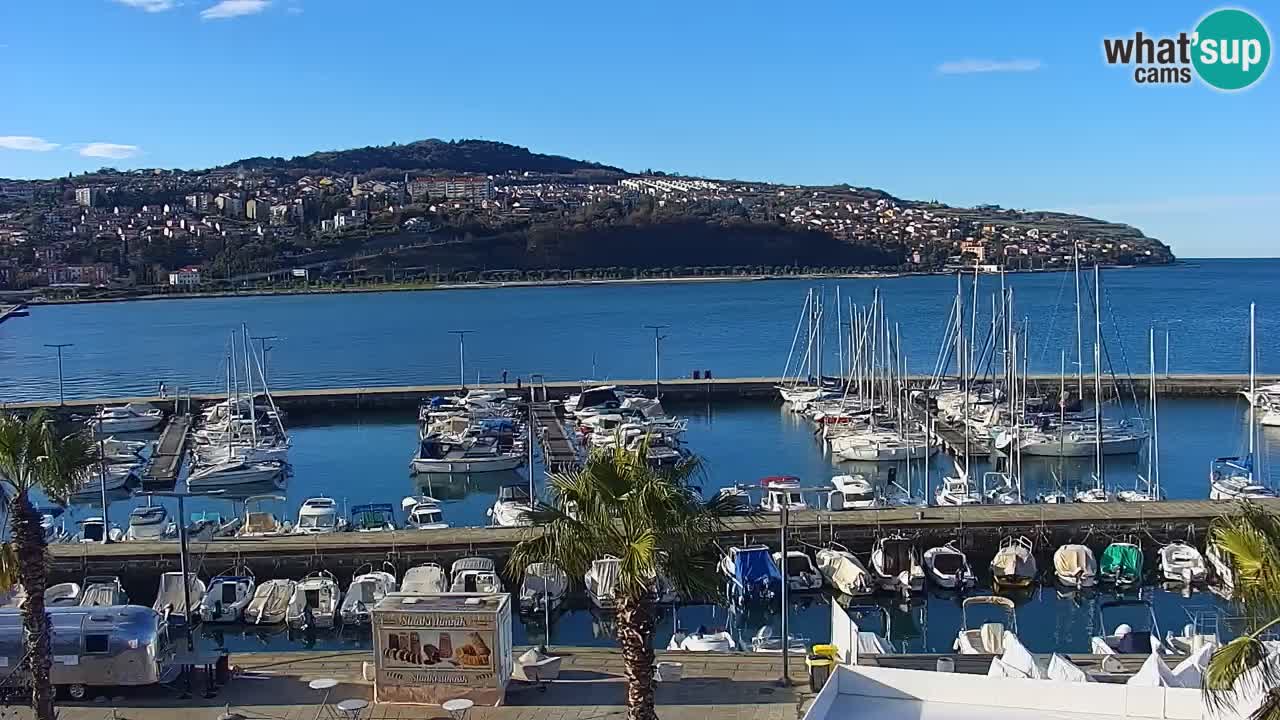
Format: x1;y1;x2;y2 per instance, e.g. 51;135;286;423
4;373;1270;415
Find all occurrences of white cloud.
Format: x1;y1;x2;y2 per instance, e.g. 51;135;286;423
79;142;142;159
112;0;177;12
200;0;269;20
937;59;1042;75
0;135;60;152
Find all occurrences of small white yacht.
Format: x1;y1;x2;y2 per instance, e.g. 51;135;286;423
152;571;205;627
348;503;397;533
450;557;504;593
289;570;342;629
990;535;1038;590
75;518;123;543
519;562;569;615
923;542;975;589
341;567;398;626
45;583;82;607
292;497;345;534
871;536;924;596
1090;599;1168;655
488;483;534;527
401;563;449;594
815;547;873;596
199;571;256;623
1159;542;1207;585
934;474;982;506
773;550;823;592
759;476;807;513
402;496;449;530
828;474;876;510
668;627;736;652
86;403;165;434
245;579;299;625
236;495;290;537
79;576;128;606
1209;457;1276;500
125;504;172;541
188;458;285;488
410;434;523;474
1053;544;1098;588
955;596;1019;654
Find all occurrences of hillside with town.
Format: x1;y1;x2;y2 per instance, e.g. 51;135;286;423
0;139;1174;298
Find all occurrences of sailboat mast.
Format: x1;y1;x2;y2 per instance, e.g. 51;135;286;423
1148;326;1157;496
1093;264;1103;488
1074;241;1084;398
242;324;257;446
1250;302;1256;457
836;286;844;377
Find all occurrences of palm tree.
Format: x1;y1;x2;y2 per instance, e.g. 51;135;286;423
0;411;96;720
1205;501;1280;720
508;444;740;720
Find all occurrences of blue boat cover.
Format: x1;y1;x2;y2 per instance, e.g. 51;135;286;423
479;418;515;431
735;548;781;585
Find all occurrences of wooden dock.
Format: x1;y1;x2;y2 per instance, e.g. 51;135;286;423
141;413;191;489
531;401;580;471
48;497;1274;583
4;374;1274;414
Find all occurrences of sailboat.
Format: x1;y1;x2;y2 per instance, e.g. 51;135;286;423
776;289;836;405
1211;303;1277;500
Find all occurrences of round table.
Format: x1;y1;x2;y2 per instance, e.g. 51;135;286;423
308;679;339;720
336;698;368;719
443;698;475;720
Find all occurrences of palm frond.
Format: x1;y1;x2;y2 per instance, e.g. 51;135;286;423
1206;634;1280;714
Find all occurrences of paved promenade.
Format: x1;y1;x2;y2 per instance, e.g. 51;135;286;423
16;649;809;720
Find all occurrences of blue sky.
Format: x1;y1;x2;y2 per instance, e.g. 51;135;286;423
1;1;1276;257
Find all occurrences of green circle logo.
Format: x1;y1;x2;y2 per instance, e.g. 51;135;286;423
1193;8;1271;90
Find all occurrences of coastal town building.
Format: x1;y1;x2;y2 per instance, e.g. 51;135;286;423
75;187;100;207
168;265;201;286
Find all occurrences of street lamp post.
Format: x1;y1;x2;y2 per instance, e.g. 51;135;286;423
140;489;225;653
449;330;475;390
643;325;668;400
249;335;280;384
778;502;791;686
44;343;72;406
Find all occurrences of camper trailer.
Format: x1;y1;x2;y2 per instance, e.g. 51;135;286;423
0;605;176;700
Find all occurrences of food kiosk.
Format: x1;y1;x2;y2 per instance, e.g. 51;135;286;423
371;592;512;705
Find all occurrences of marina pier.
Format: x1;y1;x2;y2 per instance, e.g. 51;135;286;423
48;497;1270;587
2;373;1271;415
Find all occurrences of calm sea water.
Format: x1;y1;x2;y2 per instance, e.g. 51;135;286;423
2;259;1279;403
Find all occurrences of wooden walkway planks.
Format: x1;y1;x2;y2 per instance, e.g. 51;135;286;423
141;413;191;489
531;402;579;471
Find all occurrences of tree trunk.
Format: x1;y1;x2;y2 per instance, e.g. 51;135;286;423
9;493;56;720
615;594;658;720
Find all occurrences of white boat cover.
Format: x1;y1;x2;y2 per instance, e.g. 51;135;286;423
588;558;621;597
825;553;870;594
523;563;569;597
992;546;1034;577
999;633;1046;679
1054;545;1095;576
1127;651;1177;687
1047;653;1091;683
1170;643;1215;688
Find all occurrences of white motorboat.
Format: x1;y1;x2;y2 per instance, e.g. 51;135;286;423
289;570;342;629
759;476;807;513
292;497;345;534
188;511;241;540
450;557;504;593
75;518;123;543
1052;544;1098;588
79;576;127;606
982;472;1021;505
125;504;172;541
934;473;981;506
1017;424;1146;457
829;428;931;462
750;626;809;654
1209;457;1276;499
402;563;449;594
45;582;82;607
586;556;622;609
340;567;397;626
1090;598;1168;655
773;550;823;592
815;547;873;596
1159;542;1207;585
86;403;164;434
566;385;623;417
923;542;975;589
245;579;299;625
488;483;534;527
1074;486;1112;503
955;595;1019;654
195;439;291;465
402;496;449;530
871;536;923;596
990;535;1037;590
74;463;139;496
348;503;397;532
777;384;833;405
188;458;285;487
236;494;290;537
98;436;153;464
668;627;736;652
827;474;876;510
410;434;524;474
152;571;205;626
198;571;255;623
519;562;569;615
